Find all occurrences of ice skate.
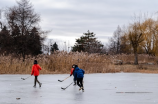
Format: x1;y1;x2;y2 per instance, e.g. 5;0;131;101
79;87;83;91
39;83;42;87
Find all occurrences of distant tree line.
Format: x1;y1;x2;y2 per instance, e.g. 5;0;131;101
0;0;45;61
1;0;158;65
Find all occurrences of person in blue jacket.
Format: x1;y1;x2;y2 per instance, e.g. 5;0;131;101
73;65;79;85
74;65;85;91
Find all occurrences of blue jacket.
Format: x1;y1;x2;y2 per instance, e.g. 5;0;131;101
77;69;85;78
74;67;85;80
74;67;80;81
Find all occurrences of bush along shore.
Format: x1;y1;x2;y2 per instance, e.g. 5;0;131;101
0;51;158;74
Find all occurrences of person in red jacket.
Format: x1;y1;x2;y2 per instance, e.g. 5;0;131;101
70;64;76;85
31;60;42;88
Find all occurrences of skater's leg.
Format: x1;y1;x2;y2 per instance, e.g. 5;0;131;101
80;78;83;88
77;78;81;87
34;76;37;87
73;78;76;85
36;76;42;87
78;78;83;90
36;76;40;83
81;78;84;91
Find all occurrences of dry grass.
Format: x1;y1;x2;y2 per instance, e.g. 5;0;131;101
0;52;158;74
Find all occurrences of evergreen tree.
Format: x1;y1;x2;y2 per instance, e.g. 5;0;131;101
72;30;103;53
0;26;13;54
28;27;42;55
51;42;59;53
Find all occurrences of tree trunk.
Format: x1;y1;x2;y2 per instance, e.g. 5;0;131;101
134;48;138;65
22;52;25;62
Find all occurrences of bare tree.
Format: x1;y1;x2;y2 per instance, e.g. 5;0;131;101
128;22;144;64
5;0;40;35
4;0;44;61
114;26;122;54
108;26;122;54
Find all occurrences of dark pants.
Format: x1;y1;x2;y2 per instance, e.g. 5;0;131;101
73;75;76;84
34;76;40;86
73;78;76;84
77;78;83;89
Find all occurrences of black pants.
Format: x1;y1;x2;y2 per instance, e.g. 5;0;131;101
73;74;76;83
73;78;76;84
34;76;40;86
77;78;83;88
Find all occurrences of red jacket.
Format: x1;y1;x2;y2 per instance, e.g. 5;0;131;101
70;68;74;75
31;64;42;76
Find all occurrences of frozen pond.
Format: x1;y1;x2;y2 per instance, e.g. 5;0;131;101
0;73;158;104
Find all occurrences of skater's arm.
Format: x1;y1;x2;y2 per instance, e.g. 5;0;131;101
38;65;42;70
70;68;74;76
31;66;34;75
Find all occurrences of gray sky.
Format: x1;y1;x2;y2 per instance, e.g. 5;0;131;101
1;0;158;50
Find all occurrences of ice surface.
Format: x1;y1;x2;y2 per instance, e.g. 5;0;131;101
0;73;158;104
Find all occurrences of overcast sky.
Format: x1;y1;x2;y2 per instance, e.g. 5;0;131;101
1;0;158;50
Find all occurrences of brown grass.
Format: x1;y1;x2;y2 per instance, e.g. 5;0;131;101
0;52;158;74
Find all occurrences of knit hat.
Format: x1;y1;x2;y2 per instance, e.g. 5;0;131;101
75;65;78;68
34;60;37;64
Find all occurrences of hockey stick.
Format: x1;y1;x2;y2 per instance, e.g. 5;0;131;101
21;75;31;80
61;82;73;90
58;76;70;82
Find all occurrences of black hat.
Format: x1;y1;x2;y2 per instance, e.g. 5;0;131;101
34;60;37;64
75;65;78;68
